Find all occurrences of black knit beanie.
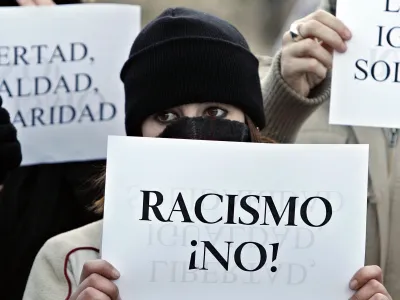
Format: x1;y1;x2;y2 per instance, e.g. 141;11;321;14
121;7;265;136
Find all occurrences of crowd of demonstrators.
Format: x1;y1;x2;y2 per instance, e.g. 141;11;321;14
20;4;393;300
292;0;400;298
0;1;103;299
0;0;396;299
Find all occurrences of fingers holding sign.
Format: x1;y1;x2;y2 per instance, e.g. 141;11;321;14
283;9;351;51
281;9;352;97
17;0;55;6
350;266;392;300
70;260;120;300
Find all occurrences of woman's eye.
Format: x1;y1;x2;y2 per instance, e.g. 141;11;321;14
155;112;178;123
205;107;227;118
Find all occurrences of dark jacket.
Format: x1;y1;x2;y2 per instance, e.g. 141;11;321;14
0;160;104;300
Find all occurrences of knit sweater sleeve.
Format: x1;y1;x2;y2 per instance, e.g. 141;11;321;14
259;51;331;143
22;221;102;300
22;237;78;300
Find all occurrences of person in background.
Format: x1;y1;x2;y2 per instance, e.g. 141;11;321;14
0;1;103;299
0;98;21;187
281;0;400;298
23;6;391;300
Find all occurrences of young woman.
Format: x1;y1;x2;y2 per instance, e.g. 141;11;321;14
22;7;392;300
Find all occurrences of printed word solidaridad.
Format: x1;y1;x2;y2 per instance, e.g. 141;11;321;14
354;0;400;82
11;102;117;127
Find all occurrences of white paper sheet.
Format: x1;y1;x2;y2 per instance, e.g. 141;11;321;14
0;4;141;165
102;136;369;300
330;0;400;128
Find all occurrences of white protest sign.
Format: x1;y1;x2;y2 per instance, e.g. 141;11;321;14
0;4;141;165
330;0;400;128
102;136;369;300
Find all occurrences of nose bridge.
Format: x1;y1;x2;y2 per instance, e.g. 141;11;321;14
181;103;201;118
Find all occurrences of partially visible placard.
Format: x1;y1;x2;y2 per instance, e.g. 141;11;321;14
330;0;400;128
102;136;369;300
0;4;141;165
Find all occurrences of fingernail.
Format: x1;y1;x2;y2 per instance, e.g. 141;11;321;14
112;269;120;278
350;279;358;290
344;29;352;39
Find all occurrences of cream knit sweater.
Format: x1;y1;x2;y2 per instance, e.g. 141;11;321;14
23;220;102;300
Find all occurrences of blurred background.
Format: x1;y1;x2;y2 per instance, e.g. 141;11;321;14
91;0;321;56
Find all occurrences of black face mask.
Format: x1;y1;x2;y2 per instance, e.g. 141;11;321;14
157;116;251;142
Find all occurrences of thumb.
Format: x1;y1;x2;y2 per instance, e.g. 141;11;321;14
350;265;383;290
80;260;120;284
16;0;36;6
33;0;56;5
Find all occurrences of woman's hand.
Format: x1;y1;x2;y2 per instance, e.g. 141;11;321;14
70;259;120;300
16;0;55;5
350;265;392;300
280;9;352;97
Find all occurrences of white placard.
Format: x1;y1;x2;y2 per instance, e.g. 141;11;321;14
0;4;141;165
330;0;400;128
102;136;369;300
